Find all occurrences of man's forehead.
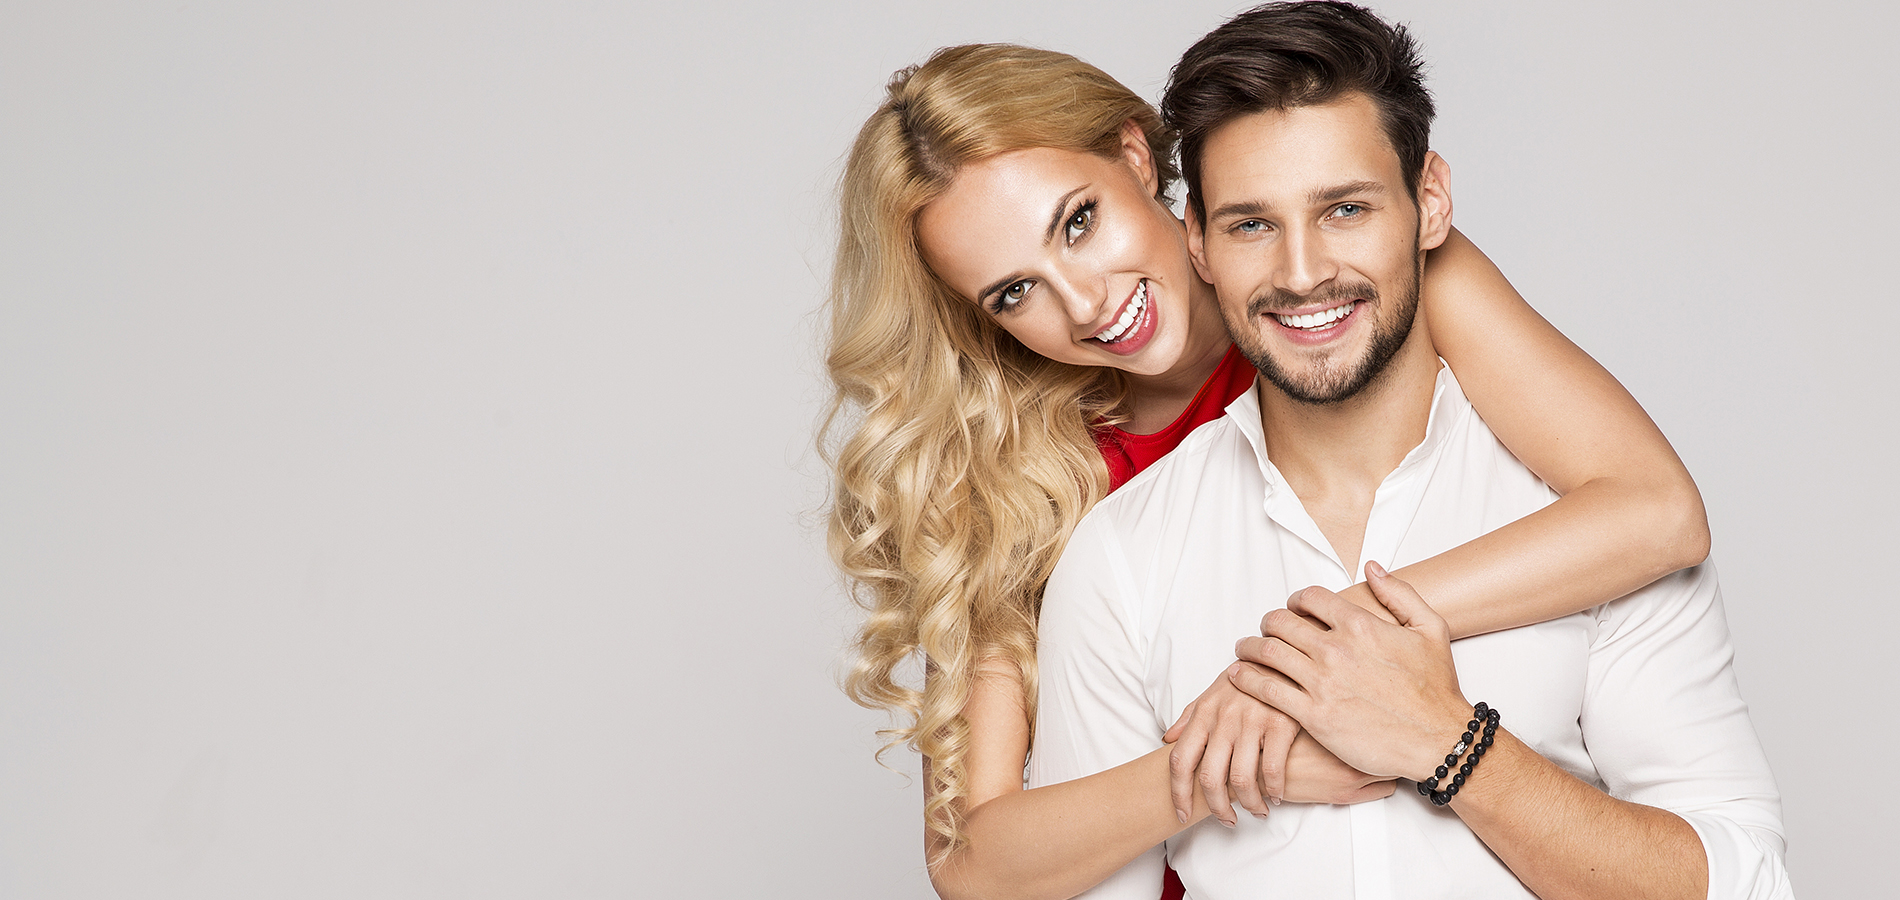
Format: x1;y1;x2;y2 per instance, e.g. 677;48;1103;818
1196;94;1404;210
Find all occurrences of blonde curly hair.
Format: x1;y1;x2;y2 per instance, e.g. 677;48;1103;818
820;43;1179;859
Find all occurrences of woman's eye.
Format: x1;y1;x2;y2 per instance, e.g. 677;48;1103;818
1064;205;1094;243
990;281;1033;313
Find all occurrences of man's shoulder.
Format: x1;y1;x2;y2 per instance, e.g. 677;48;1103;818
1089;413;1250;524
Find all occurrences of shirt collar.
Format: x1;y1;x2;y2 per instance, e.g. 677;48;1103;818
1224;361;1471;493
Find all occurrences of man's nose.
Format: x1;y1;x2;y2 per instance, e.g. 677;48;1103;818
1274;227;1338;297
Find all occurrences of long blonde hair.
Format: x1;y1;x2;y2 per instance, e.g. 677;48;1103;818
820;43;1179;857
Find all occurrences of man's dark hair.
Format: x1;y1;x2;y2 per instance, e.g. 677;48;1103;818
1162;1;1435;219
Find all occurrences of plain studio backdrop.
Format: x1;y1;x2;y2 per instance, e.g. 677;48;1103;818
2;1;1893;897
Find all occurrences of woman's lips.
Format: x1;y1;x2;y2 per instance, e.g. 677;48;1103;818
1091;280;1158;356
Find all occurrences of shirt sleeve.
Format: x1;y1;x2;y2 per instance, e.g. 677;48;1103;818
1027;514;1168;900
1583;561;1794;900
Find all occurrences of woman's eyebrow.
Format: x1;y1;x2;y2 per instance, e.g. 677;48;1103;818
976;271;1027;303
971;184;1093;302
1042;186;1089;243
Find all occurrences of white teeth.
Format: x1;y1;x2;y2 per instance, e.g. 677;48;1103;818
1094;281;1149;343
1272;301;1353;330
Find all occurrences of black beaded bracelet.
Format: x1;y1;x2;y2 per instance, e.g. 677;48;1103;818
1415;702;1500;806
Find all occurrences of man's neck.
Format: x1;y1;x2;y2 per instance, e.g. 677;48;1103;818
1258;318;1440;574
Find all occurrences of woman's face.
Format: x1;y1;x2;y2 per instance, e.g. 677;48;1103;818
916;127;1205;380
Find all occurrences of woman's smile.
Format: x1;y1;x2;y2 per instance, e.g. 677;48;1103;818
1088;279;1159;355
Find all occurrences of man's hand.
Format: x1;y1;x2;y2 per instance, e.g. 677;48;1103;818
1227;562;1474;783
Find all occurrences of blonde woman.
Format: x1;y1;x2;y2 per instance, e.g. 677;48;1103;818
823;44;1708;900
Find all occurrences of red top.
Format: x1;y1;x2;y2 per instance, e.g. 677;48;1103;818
1092;344;1254;900
1097;344;1256;490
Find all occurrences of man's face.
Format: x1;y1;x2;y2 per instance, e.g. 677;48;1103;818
1187;94;1450;404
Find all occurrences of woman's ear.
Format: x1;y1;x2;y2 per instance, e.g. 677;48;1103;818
1119;119;1159;197
1415;151;1453;251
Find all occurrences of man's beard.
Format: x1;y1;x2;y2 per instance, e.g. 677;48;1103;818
1226;264;1421;406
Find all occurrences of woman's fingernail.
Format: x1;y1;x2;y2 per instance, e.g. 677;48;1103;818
1269;796;1281;807
1177;809;1188;824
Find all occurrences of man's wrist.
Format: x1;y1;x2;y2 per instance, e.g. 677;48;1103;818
1408;697;1484;783
1417;702;1500;805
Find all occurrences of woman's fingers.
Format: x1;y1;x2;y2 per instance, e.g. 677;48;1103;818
1196;728;1238;827
1256;703;1299;803
1163;700;1195;744
1347;779;1400;803
1226;720;1268;818
1167;710;1211;824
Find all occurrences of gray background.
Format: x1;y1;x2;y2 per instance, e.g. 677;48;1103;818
2;1;1892;897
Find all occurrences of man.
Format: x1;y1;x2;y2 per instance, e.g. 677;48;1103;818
1026;3;1791;898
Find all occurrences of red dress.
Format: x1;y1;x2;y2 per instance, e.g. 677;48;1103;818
1091;344;1254;900
1096;345;1256;491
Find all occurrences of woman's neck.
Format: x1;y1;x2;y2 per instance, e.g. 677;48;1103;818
1120;280;1232;434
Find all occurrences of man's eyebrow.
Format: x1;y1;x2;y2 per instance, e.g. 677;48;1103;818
1206;181;1389;224
1309;180;1386;205
1043;186;1089;243
1206;199;1270;222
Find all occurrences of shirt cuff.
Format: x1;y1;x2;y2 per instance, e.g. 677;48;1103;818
1677;809;1794;900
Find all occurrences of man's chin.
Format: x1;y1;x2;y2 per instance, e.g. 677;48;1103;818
1245;351;1381;406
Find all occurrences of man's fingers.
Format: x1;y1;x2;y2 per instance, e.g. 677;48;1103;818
1283;585;1360;628
1258;606;1330;658
1226;661;1308;720
1231;637;1316;690
1364;560;1447;638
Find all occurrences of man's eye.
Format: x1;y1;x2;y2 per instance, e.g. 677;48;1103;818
1065;205;1094;243
1235;219;1266;234
1334;203;1364;218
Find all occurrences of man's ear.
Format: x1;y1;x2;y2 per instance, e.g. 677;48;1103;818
1415;151;1453;251
1119;120;1159;197
1185;199;1217;283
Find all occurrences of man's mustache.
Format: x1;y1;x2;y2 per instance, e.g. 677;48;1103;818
1246;282;1379;318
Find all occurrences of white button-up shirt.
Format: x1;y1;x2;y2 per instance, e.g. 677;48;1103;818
1029;367;1791;900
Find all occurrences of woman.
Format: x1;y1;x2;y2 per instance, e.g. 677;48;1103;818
822;44;1707;900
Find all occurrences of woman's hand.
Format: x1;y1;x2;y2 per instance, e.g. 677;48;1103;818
1163;670;1300;826
1162;665;1396;825
1281;729;1397;805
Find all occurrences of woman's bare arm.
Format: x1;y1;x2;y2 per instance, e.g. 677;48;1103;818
1365;226;1710;636
927;659;1385;900
1165;227;1711;821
